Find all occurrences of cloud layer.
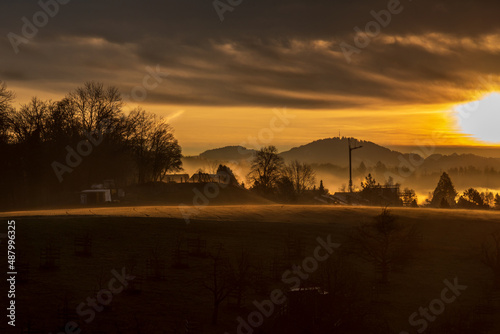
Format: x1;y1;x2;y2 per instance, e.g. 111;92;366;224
1;0;500;151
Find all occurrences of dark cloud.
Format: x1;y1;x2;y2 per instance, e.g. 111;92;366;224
1;0;500;108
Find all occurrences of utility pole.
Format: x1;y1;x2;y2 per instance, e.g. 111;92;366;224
348;138;363;193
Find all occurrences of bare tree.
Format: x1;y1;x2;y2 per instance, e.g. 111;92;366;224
45;98;79;143
282;160;316;195
9;97;51;143
203;244;235;325
248;145;284;192
350;208;421;283
126;108;182;183
151;122;182;181
481;231;500;287
0;82;14;144
204;160;220;175
66;81;123;135
229;250;253;309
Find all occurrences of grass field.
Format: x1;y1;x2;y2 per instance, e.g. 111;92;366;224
1;205;500;333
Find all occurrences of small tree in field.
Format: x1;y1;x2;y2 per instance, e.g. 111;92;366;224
481;231;500;287
350;208;420;283
203;244;234;325
228;250;253;309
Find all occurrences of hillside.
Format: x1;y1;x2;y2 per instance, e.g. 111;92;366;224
279;137;417;167
421;153;500;171
195;138;500;171
199;145;256;161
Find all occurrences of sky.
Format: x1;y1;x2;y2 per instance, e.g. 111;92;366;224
1;0;500;155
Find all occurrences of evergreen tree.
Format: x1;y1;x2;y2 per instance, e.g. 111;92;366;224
318;180;326;195
361;173;378;190
357;161;367;176
430;172;457;208
494;193;500;209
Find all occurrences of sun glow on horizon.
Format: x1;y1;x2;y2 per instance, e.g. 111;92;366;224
454;92;500;144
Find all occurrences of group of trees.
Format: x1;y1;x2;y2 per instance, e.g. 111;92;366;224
358;173;418;207
0;81;182;208
427;172;500;209
247;146;323;201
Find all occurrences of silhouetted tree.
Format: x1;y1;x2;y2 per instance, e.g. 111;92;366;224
457;188;487;209
282;160;316;195
126;108;155;183
66;81;123;134
0;82;14;144
203;244;234;325
401;188;417;207
126;109;182;183
482;191;494;207
0;82;183;210
150;122;182;181
495;194;500;209
481;231;500;286
248;145;284;192
350;208;420;283
275;176;297;202
9;97;51;143
361;173;378;190
228;250;253;309
45;98;79;143
318;180;327;195
217;164;238;185
430;172;457;208
356;161;367;176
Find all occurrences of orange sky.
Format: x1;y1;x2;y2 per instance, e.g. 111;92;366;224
3;1;500;155
7;85;500;156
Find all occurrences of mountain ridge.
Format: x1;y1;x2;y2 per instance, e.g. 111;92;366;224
193;137;500;170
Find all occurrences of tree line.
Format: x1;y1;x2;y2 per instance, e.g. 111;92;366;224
246;145;325;202
427;172;500;209
0;81;182;209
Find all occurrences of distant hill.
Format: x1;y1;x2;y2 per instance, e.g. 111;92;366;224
195;137;500;170
279;137;420;167
420;153;500;171
197;138;420;168
199;145;257;161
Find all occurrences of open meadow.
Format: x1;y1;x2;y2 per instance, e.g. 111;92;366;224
1;205;500;333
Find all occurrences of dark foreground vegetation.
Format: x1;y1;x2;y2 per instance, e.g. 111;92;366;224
0;81;182;210
3;206;500;333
